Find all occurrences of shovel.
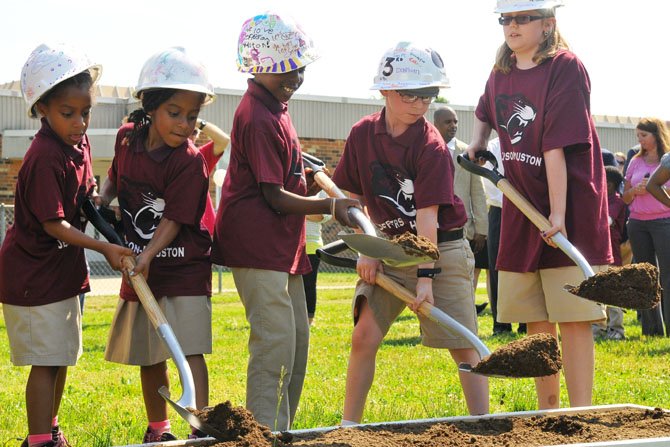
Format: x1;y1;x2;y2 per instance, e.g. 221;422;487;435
81;199;228;440
317;239;561;378
302;152;435;267
456;153;660;310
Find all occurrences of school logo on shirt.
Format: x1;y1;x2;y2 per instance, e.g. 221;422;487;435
370;161;416;218
495;94;537;144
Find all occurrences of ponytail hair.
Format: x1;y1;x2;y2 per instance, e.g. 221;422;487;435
494;8;570;74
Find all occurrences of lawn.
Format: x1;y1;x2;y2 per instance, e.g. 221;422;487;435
1;272;670;446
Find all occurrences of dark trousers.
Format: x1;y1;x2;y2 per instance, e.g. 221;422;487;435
487;206;508;331
302;254;321;318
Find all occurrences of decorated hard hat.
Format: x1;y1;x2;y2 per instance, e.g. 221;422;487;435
237;12;319;74
371;42;449;91
134;47;215;104
20;43;102;119
494;0;563;13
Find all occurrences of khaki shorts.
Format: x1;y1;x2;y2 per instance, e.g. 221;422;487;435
3;296;82;366
498;265;608;323
353;238;477;349
105;295;212;366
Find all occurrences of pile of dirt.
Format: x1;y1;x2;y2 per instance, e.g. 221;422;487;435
282;407;670;447
470;333;562;378
390;232;440;261
193;401;288;446
569;262;661;310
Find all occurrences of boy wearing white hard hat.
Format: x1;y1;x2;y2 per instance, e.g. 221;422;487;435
211;12;360;430
0;43;132;447
99;47;215;442
332;42;489;425
466;0;610;409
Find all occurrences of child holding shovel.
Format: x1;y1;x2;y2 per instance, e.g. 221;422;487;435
466;0;612;409
99;47;214;442
332;42;489;425
0;43;132;447
211;12;360;431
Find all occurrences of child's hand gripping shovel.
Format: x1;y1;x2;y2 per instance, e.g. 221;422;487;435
317;240;561;378
456;153;660;310
81;199;228;440
302;152;436;267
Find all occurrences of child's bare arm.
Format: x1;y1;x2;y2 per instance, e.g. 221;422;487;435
260;183;360;227
197;119;230;156
42;219;132;270
647;166;670;207
410;206;439;312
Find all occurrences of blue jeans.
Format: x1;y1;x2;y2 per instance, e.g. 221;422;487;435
627;217;670;336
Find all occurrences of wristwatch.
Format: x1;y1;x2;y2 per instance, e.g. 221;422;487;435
417;268;442;279
198;120;207;130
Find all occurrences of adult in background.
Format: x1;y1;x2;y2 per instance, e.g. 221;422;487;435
433;106;489;314
623;118;670;336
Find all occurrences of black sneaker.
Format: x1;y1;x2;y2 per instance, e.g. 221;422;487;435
517;323;527;334
142;426;178;443
475;302;488;315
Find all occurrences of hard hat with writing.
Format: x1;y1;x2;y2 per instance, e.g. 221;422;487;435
21;43;102;119
237;12;319;73
371;42;449;91
494;0;563;13
134;47;215;104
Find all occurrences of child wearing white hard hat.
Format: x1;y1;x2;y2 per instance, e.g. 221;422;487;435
99;47;215;442
332;41;489;425
1;43;132;447
466;0;611;409
211;12;360;430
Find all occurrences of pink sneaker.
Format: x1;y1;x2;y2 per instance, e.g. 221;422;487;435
142;426;178;443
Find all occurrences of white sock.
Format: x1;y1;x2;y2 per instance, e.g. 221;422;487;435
340;419;359;426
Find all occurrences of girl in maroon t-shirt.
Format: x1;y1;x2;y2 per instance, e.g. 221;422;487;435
0;44;132;447
468;0;611;410
99;47;215;443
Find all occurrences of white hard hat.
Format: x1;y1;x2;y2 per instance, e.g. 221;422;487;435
371;42;449;91
494;0;563;13
20;43;102;119
237;12;319;74
134;47;214;104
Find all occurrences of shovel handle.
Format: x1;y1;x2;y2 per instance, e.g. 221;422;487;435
496;179;552;233
121;256;168;328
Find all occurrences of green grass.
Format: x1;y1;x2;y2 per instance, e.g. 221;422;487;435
2;273;670;446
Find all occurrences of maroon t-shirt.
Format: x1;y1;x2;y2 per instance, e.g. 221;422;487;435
608;193;626;266
211;79;310;274
108;124;212;301
0;119;94;306
332;109;467;236
475;50;612;272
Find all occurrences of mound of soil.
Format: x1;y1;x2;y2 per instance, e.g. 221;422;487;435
569;263;661;310
204;407;670;446
470;333;562;378
390;232;440;261
192;401;287;446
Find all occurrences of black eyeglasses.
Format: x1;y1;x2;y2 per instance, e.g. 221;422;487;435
397;91;435;104
498;15;544;26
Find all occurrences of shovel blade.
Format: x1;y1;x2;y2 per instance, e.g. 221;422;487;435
339;233;434;267
458;363;510;379
159;386;228;441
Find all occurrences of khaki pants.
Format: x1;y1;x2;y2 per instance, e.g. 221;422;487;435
232;268;309;431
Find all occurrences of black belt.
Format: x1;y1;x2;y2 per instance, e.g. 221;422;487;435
437;228;463;243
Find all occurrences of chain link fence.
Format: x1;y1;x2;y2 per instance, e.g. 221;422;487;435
0;203;357;296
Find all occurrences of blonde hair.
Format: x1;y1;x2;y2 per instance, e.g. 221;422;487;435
634;117;670;160
494;8;570;74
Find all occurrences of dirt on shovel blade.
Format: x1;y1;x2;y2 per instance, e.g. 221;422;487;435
568;262;661;310
390;232;440;260
470;333;562;378
191;401;291;446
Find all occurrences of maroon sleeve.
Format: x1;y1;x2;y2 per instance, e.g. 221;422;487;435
332;127;363;195
24;154;67;223
162;152;209;226
198;141;221;174
245;129;286;185
543;54;593;153
413;139;456;209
